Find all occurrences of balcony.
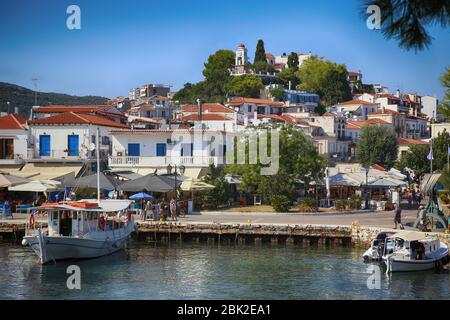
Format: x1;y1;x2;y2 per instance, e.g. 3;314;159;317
108;155;223;168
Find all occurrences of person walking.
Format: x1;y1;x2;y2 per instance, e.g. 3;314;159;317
170;198;177;221
394;204;403;229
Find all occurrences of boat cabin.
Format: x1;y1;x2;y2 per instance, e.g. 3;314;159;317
384;232;440;261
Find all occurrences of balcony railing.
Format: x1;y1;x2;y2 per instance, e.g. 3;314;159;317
109;155;223;167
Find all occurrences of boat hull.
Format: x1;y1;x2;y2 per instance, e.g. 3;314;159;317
23;225;134;264
384;257;440;272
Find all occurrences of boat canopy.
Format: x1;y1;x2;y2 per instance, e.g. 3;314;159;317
32;200;132;212
391;231;429;242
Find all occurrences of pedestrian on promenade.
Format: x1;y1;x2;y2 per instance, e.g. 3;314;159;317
394;204;403;229
170;198;177;221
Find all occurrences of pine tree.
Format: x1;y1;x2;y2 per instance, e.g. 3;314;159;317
254;39;266;63
287;52;299;69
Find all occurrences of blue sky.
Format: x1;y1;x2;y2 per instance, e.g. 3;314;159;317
0;0;449;99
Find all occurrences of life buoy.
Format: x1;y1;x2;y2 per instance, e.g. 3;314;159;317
98;216;105;230
28;214;35;227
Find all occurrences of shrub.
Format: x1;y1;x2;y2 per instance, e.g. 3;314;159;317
348;195;362;210
271;195;290;212
298;198;318;212
335;199;348;211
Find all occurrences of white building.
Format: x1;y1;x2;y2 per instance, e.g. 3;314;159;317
274;52;311;69
332;99;379;120
0;114;29;169
108;129;234;179
421;95;440;121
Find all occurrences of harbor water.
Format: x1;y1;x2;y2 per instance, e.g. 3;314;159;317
0;240;449;300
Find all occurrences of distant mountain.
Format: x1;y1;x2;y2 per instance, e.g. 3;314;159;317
0;82;109;117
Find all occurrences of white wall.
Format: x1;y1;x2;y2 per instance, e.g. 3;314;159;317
30;125;112;159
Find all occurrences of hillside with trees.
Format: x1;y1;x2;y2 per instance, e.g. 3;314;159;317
0;82;109;117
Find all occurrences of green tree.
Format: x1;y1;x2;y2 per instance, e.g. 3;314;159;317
361;0;450;51
438;67;450;120
269;88;285;101
202;49;235;98
201;165;231;209
356;125;398;169
254;39;266;63
296;56;352;106
431;129;450;171
252;61;275;74
277;67;300;89
225;75;263;98
397;144;430;177
314;103;327;115
287;52;299;69
226;125;327;203
173;82;207;104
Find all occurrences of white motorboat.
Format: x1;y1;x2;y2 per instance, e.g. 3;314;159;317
22;199;135;264
382;231;449;273
362;231;396;262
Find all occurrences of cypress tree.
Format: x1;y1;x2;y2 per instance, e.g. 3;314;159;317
254;39;266;63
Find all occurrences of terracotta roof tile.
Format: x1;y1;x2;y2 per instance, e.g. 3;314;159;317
398;138;429;145
29;112;129;128
0;114;27;130
228;97;285;107
181;114;233;121
335;99;378;106
180;103;235;113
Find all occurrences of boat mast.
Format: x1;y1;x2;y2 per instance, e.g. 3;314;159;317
96;127;101;203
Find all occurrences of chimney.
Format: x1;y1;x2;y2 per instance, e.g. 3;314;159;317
196;99;203;122
14;107;19;114
395;89;400;98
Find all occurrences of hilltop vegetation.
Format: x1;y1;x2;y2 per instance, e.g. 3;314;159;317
0;82;109;117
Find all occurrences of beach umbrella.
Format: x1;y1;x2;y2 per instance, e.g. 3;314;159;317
129;192;154;200
8;180;62;192
68;172;119;190
0;173;30;188
117;174;182;193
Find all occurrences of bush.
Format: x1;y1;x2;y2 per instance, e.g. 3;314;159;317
297;198;318;212
271;195;290;212
348;195;362;210
335;199;348;211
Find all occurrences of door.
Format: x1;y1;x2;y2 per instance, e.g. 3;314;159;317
128;143;140;156
39;135;50;157
67;135;79;156
156;143;166;157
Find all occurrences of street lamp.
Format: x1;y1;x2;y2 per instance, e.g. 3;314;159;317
364;166;369;210
167;164;186;215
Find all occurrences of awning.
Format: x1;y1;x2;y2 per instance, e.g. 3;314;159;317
14;164;82;182
125;167;206;180
180;179;215;191
8;180;63;192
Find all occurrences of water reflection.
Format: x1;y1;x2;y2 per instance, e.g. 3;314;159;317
0;240;449;300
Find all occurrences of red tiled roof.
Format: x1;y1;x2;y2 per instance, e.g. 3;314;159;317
148;95;169;101
0;114;27;130
347;71;362;76
265;53;274;59
369;109;402;116
335;99;378;106
33;105;110;114
180;103;235;113
228;97;285;107
29;112;129;128
398;138;429;146
180;114;233;121
347;118;391;129
257;114;285;122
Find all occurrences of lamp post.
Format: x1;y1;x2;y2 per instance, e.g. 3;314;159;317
166;164;185;215
364;166;369;210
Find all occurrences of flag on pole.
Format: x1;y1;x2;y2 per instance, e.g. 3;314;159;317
427;145;434;161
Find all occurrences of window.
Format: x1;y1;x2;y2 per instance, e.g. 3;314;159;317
128;143;140;156
102;136;110;145
156;143;166;157
67;135;79;156
39;135;51;157
247;105;252;113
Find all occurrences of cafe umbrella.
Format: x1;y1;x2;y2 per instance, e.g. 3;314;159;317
117;173;182;193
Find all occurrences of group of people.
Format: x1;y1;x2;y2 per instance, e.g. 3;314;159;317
142;198;183;221
406;186;423;208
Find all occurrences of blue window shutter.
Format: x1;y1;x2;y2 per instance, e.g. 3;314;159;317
128;143;140;156
39;135;50;156
156;143;166;156
67;135;79;156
